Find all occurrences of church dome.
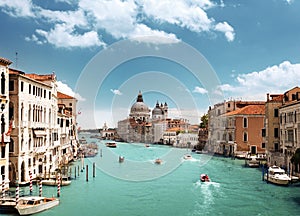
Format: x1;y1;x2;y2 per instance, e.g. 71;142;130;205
152;101;164;115
130;91;150;118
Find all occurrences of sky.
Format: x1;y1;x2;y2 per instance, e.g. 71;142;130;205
1;0;300;129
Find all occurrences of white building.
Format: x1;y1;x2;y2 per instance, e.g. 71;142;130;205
9;70;58;184
0;57;12;190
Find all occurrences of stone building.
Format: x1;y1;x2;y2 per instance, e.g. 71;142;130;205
0;57;12;190
208;100;265;155
263;93;283;166
8;70;58;184
280;87;300;172
117;91;174;143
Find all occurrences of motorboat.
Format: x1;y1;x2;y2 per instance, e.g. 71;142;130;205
41;176;71;186
145;144;150;148
264;165;291;185
119;156;125;163
183;154;192;160
15;196;59;215
200;174;210;182
246;156;260;168
155;158;162;164
106;142;117;148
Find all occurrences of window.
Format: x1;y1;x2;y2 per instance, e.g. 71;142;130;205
20;81;24;92
243;132;248;142
1;146;5;158
250;145;257;154
274;128;279;138
274;108;278;117
9;80;14;91
243;117;248;128
274;143;279;152
44;89;46;98
262;128;266;137
9;139;14;152
29;84;31;94
69;103;72;106
287;130;294;142
49;91;51;100
33;86;35;95
262;143;266;148
1;73;5;94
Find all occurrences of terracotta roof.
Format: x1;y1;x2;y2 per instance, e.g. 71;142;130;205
57;91;75;99
225;104;265;116
0;57;12;65
270;94;283;102
25;73;56;81
9;68;25;75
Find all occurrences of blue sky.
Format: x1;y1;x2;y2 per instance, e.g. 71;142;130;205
1;0;300;129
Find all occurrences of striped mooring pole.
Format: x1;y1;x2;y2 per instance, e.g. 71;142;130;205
39;180;42;197
15;181;19;205
29;170;33;194
57;173;61;197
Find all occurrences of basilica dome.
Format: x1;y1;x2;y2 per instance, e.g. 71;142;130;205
130;91;150;121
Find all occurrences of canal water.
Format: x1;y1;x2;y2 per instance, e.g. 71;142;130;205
4;134;300;215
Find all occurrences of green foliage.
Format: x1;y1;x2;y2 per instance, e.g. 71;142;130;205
200;113;208;128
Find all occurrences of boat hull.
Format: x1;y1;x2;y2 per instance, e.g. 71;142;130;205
42;179;71;186
264;175;290;185
16;197;59;215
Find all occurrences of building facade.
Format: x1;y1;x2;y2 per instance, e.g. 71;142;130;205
0;57;12;190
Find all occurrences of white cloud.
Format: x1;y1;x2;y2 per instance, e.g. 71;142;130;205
193;86;208;94
1;0;235;48
286;0;294;4
140;0;213;32
0;0;34;17
214;22;235;42
35;23;105;48
220;61;300;100
57;81;85;101
110;89;123;95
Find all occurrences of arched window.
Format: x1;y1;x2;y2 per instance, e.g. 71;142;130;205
1;72;5;94
9;138;14;152
243;132;248;142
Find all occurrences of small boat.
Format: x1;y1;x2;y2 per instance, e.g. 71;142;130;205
184;154;192;160
41;177;71;186
155;158;162;164
200;174;210;182
246;156;260;168
106;142;117;148
15;196;59;215
264;165;291;185
145;144;150;148
119;156;125;163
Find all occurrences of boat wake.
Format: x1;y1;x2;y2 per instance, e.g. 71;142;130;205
192;180;221;215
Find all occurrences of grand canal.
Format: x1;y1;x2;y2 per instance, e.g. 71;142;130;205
4;134;300;215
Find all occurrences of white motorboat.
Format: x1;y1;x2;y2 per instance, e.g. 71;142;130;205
15;196;59;215
264;165;291;185
41;177;71;186
183;154;192;160
246;156;260;168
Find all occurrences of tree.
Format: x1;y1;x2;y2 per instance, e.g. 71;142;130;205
200;113;208;128
291;148;300;165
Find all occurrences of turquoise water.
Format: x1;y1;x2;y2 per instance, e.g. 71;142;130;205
4;136;300;216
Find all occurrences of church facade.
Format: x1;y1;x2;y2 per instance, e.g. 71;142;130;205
117;91;168;143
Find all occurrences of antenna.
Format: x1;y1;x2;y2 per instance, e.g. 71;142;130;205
15;52;18;68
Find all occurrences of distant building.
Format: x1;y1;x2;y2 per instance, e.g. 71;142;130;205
117;91;193;145
100;122;116;140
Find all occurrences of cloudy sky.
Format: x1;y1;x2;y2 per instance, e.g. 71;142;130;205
1;0;300;128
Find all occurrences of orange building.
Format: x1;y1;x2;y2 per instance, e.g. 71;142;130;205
225;104;265;155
